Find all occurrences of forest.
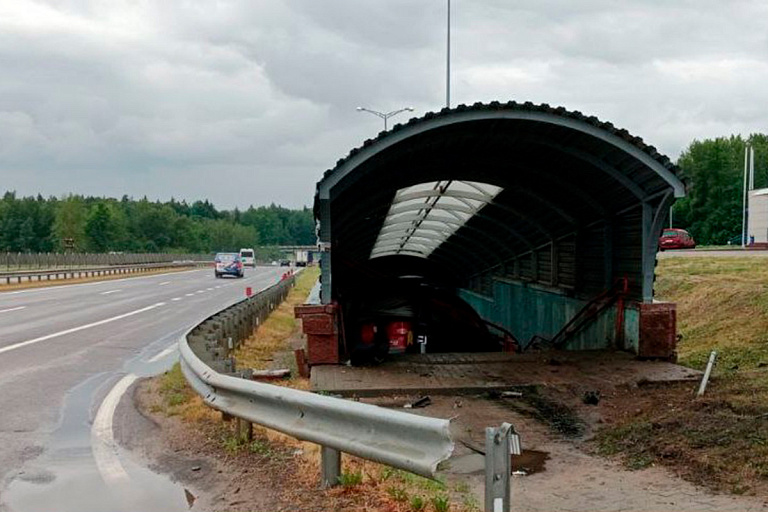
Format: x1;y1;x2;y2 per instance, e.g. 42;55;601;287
0;132;765;253
0;194;314;254
673;133;768;245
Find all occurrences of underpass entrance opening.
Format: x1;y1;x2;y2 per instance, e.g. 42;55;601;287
311;102;686;365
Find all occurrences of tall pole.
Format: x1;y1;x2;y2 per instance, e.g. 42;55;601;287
446;0;451;108
743;144;749;247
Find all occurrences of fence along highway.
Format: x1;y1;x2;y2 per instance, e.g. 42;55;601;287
0;265;287;512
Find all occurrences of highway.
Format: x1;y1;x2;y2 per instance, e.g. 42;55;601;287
0;266;287;512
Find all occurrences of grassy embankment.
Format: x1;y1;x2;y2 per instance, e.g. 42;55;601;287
155;266;475;511
596;257;768;494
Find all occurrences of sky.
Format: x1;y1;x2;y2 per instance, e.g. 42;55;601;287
1;1;767;209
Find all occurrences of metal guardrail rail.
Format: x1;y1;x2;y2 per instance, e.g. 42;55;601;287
0;252;211;271
0;261;209;285
178;275;455;482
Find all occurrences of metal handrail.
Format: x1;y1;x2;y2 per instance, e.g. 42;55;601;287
178;277;454;480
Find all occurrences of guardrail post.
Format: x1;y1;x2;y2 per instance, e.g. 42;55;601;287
485;423;516;512
320;446;341;488
237;417;253;443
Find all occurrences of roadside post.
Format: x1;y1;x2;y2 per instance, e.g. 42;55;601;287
697;350;718;397
321;446;341;488
485;422;518;512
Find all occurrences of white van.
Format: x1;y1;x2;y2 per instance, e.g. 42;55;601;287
239;248;255;267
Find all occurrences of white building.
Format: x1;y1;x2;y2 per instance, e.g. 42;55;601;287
748;188;768;245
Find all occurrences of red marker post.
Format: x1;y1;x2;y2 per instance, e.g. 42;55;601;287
246;287;252;297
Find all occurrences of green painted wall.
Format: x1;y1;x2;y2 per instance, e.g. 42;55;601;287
459;277;639;352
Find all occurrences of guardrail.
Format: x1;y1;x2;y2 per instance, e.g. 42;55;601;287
178;276;454;482
179;275;518;511
0;261;209;285
0;252;211;271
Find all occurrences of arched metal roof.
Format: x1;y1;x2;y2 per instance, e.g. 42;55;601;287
315;101;685;303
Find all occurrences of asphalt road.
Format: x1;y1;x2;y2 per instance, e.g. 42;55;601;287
0;266;287;512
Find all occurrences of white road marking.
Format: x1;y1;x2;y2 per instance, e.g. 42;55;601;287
158;281;171;286
100;289;122;295
91;373;139;485
0;302;166;355
195;290;205;294
0;306;26;314
148;345;177;363
185;293;194;297
171;297;182;301
206;287;214;291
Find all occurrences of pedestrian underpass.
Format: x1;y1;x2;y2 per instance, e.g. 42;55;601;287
301;101;686;366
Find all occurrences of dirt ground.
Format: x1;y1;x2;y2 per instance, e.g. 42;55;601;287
118;261;768;511
125;374;768;512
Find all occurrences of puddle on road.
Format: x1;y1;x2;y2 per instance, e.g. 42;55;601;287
4;346;193;512
512;449;550;474
447;449;550;476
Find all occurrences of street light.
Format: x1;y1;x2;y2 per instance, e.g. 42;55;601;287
356;106;414;131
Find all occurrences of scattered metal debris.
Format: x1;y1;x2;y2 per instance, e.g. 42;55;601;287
250;369;291;380
404;396;432;409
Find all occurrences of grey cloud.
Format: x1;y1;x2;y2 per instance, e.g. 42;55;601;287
1;1;768;208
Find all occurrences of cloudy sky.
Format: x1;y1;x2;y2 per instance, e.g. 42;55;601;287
1;1;767;209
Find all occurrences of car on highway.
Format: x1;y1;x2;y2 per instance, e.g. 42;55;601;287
239;247;256;267
214;252;244;278
659;228;696;250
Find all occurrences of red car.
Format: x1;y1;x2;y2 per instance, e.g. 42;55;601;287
659;228;696;250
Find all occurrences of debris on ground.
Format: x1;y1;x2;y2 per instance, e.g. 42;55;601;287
184;489;196;507
582;390;601;405
403;396;431;408
250;368;291;380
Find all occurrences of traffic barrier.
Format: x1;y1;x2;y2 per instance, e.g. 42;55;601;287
178;274;455;484
0;261;210;285
179;273;518;508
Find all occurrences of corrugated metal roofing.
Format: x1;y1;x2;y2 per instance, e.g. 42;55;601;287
316;101;684;196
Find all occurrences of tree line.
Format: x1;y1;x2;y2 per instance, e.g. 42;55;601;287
673;134;768;245
1;132;764;252
0;193;315;254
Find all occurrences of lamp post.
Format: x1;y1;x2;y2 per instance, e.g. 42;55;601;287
446;0;451;108
356;107;414;131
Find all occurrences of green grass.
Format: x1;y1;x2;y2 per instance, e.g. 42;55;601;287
249;439;272;456
593;256;768;493
338;471;364;487
408;495;426;511
430;495;450;512
386;486;409;502
156;363;194;414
